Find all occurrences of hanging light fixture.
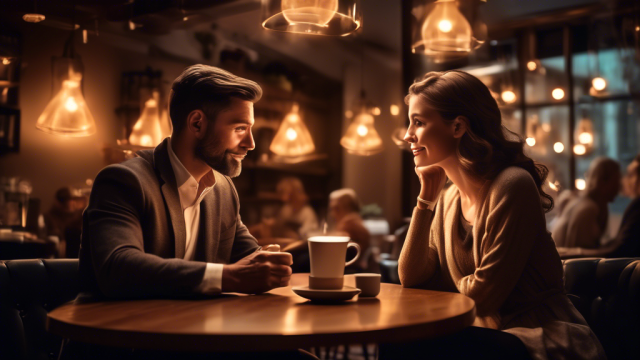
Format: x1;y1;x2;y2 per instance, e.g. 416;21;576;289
341;110;384;156
575;109;594;147
23;0;45;23
261;0;362;36
412;0;485;59
128;91;171;147
270;103;315;157
36;5;96;137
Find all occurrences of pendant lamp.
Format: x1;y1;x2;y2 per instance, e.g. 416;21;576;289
129;92;171;147
341;91;383;156
35;5;96;137
262;0;362;36
576;110;594;147
412;0;485;59
36;60;96;137
270;103;315;157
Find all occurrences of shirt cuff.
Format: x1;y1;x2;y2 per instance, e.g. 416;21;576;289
197;263;223;295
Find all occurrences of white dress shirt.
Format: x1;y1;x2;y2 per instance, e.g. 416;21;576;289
167;138;223;294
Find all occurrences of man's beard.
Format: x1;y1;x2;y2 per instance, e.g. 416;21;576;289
194;132;242;178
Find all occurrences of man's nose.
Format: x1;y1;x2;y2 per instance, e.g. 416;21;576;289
241;130;255;150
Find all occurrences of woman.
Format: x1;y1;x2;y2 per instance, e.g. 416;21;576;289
391;71;605;359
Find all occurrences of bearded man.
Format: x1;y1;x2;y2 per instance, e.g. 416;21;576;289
78;65;292;299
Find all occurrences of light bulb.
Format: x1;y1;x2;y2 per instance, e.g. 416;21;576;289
578;132;593;145
527;61;537;71
548;181;559;191
345;110;353;118
501;90;516;104
372;107;381;116
2;58;10;65
575;179;586;190
526;137;536;147
421;0;472;53
592;77;606;91
357;124;368;137
129;94;169;147
573;144;586;155
286;128;298;141
438;20;452;33
23;13;45;23
281;0;339;27
552;88;564;100
65;97;78;112
553;142;564;153
390;105;400;116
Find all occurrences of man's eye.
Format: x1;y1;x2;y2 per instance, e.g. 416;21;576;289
235;127;247;131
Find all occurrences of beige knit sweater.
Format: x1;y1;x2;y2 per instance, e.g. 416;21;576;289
399;167;606;360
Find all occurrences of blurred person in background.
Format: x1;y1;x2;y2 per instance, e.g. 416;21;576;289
557;154;640;258
552;157;621;249
44;187;86;258
328;188;370;270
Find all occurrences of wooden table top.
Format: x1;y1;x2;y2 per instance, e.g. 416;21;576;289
47;274;476;352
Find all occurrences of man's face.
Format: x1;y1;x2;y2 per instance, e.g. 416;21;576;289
623;160;640;198
194;98;255;178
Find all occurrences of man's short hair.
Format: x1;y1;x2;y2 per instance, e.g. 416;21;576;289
330;188;360;213
586;156;620;193
169;65;262;134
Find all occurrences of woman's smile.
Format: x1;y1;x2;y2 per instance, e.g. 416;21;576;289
412;146;425;156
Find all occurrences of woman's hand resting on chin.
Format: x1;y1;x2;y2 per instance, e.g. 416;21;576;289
415;166;447;208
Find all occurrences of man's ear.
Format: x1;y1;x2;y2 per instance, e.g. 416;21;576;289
452;116;469;139
187;110;207;139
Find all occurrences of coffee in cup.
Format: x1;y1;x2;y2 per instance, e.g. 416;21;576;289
308;236;360;290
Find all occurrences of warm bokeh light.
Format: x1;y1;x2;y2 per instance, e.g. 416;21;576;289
129;97;170;147
281;0;339;27
270;103;315;157
372;107;381;116
541;123;551;132
501;90;516;104
575;179;586;190
64;97;78;112
552;88;565;100
553;142;564;153
548;181;559;191
341;110;384;156
527;61;537;71
438;20;452;33
345;110;353;118
526;137;536;146
129;20;136;30
2;58;10;65
592;77;606;91
357;124;368;137
23;13;45;23
573;144;586;155
390;105;400;116
578;132;593;145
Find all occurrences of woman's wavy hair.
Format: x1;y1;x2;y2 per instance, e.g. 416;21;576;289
405;70;554;212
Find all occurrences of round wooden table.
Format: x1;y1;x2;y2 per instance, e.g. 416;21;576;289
47;274;476;352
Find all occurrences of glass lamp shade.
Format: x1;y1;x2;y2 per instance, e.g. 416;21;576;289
129;96;170;147
340;110;383;156
36;80;96;136
270;103;315;157
575;117;594;146
262;0;362;36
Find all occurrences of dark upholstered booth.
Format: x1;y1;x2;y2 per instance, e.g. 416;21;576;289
0;259;79;360
563;257;640;360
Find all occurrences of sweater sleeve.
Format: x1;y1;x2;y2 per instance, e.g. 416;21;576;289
398;206;440;288
457;171;544;316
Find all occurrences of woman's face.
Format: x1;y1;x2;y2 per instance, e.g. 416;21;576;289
404;95;458;168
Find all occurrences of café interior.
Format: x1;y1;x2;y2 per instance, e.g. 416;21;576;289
1;0;639;359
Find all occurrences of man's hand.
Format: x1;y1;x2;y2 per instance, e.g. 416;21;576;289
221;250;293;294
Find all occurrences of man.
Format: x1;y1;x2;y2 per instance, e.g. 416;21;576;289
79;65;292;299
552;157;621;249
328;188;370;269
557;154;640;258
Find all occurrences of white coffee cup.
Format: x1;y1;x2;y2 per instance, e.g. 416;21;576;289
355;273;381;297
308;236;360;290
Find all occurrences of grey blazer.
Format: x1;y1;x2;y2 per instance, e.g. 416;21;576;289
78;138;259;298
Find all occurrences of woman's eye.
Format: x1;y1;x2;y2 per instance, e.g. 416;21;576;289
413;119;424;127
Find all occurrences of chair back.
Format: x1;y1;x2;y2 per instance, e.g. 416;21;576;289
0;259;79;360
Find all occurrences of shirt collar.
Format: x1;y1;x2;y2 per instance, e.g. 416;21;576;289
167;137;215;209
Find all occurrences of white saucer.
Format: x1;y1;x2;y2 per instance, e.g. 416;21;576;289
292;286;361;302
